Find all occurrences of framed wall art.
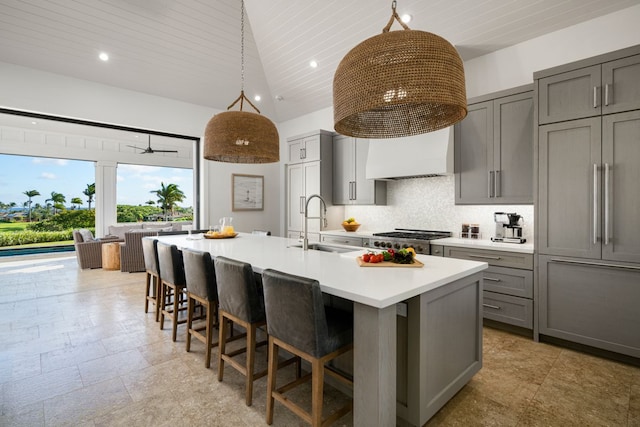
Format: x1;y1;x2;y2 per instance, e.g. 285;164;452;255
232;174;264;211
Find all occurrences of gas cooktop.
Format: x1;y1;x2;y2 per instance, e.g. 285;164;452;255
373;229;452;241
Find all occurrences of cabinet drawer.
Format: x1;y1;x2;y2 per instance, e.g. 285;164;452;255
483;291;533;329
483;266;533;298
321;235;363;247
430;244;444;257
444;247;533;269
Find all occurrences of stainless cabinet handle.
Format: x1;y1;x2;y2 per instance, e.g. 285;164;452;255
484;277;502;282
604;163;610;245
551;258;640;271
593;86;598;108
352;181;357;200
605;83;610;106
593;163;598;245
483;303;501;310
495;170;501;198
469;254;501;260
300;196;305;214
488;171;494;198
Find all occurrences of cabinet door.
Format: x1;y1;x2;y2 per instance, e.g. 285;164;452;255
287;139;304;163
538;65;601;124
303;162;322;233
286;163;304;233
332;135;353;204
455;101;493;204
302;135;321;162
602;111;640;263
353;138;376;204
602;54;640;115
493;92;533;203
539;255;640;358
538;118;602;258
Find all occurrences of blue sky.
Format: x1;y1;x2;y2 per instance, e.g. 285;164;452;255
0;154;192;209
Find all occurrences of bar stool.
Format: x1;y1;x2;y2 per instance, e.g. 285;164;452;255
182;248;220;368
142;237;161;322
214;256;268;406
262;269;354;427
157;241;187;342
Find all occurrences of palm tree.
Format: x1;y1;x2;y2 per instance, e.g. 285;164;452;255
23;189;40;222
70;197;83;210
45;191;66;215
83;183;95;210
150;182;185;221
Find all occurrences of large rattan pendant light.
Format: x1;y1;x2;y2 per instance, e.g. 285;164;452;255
333;1;467;138
203;0;279;163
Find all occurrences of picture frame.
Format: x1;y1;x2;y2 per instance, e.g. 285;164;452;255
232;174;264;211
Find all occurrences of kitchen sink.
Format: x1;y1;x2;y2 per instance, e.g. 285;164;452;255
289;243;357;254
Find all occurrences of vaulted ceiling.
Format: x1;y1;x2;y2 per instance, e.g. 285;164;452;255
1;0;638;125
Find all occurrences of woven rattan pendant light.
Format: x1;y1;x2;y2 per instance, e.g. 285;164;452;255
333;1;467;138
204;0;279;163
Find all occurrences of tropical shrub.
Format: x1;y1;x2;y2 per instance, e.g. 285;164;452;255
27;210;95;232
0;229;77;247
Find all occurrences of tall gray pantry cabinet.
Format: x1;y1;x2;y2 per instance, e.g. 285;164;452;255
286;130;333;242
535;45;640;358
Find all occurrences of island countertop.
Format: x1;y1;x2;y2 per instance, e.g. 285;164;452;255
154;233;487;309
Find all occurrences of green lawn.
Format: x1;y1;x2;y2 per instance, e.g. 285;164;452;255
0;222;29;232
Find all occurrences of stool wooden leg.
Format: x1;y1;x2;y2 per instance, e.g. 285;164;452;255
218;312;227;382
266;337;278;425
144;272;151;313
311;358;324;427
159;281;166;329
246;323;256;406
205;302;213;368
171;285;179;342
185;294;193;352
154;276;161;322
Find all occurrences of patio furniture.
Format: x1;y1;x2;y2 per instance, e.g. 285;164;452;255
101;242;122;270
72;229;123;270
120;230;160;273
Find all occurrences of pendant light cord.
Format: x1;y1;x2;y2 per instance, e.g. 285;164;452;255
383;0;410;32
226;0;261;114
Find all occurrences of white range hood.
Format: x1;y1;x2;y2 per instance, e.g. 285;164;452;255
365;126;454;180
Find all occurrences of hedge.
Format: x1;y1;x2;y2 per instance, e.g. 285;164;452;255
0;229;81;247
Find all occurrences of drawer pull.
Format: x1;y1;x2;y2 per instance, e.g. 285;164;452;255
550;258;640;271
484;277;502;282
483;303;501;310
469;254;501;260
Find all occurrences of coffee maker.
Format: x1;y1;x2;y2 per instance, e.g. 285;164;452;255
491;212;526;243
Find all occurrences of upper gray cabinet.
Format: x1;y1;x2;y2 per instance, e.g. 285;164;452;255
333;135;386;205
287;133;323;163
455;85;533;205
539;53;640;124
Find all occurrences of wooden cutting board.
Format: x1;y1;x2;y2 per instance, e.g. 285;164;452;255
356;256;424;268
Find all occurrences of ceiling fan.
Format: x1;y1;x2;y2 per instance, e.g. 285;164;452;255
127;135;178;154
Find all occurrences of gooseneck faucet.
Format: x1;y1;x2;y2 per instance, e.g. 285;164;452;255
303;194;328;250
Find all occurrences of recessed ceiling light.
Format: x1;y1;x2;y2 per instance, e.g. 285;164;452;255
275;95;284;101
309;60;318;68
401;14;412;23
99;52;109;61
254;95;261;102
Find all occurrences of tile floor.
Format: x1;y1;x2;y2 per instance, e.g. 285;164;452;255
0;253;638;426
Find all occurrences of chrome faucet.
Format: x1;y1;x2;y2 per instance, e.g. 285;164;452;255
303;194;328;250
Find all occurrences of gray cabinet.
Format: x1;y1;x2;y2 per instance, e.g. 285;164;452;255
332;135;386;205
538;255;640;358
286;131;333;241
539;53;640;124
443;246;534;329
455;86;533;204
321;234;364;247
287;132;324;163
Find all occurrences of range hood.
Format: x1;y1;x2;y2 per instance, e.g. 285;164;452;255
365;126;454;180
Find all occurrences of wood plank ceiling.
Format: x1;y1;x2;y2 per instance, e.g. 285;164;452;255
0;0;638;124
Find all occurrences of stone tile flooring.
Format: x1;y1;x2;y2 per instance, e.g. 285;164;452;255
0;254;638;426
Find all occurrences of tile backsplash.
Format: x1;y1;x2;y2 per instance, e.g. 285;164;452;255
343;175;534;242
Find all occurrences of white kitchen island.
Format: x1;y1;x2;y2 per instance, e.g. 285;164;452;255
155;233;487;426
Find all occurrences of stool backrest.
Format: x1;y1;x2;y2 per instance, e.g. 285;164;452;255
262;269;328;357
214;256;265;323
156;241;185;286
142;237;160;276
182;248;218;302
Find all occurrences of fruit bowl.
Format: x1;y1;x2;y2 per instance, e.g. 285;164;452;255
342;223;361;232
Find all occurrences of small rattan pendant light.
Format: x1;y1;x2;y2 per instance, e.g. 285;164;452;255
333;1;467;138
204;0;279;163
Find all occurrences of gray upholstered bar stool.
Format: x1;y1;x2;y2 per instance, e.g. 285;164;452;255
214;256;268;406
142;237;161;322
182;248;219;368
262;269;354;427
157;241;187;342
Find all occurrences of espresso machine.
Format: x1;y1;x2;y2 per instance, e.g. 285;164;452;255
491;212;526;243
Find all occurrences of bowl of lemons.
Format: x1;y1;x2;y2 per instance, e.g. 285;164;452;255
342;218;361;232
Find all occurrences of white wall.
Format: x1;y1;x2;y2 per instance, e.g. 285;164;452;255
0;62;282;236
277;6;640;239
